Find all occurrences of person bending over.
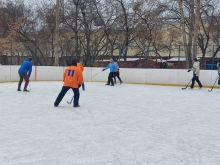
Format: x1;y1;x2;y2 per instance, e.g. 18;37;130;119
17;57;32;92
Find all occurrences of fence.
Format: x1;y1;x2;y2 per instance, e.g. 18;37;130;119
0;41;220;69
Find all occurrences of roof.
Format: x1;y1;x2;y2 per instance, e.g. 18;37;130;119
167;57;186;62
166;57;200;62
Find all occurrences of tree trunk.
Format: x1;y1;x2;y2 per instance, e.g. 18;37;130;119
192;0;200;59
187;0;195;68
75;3;79;60
178;0;190;68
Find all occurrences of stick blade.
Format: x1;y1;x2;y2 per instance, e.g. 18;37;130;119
67;101;71;104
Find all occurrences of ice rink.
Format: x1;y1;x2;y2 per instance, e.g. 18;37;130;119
1;81;220;165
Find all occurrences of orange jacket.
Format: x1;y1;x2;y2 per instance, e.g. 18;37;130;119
77;62;84;72
115;62;119;72
63;66;83;88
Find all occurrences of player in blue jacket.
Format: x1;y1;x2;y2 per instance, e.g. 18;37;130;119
18;57;33;92
102;58;118;86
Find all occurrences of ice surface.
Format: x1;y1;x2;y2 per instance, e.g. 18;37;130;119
0;81;220;165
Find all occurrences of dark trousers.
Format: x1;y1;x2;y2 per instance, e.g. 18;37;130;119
107;72;115;85
113;72;122;83
190;76;203;88
54;86;80;107
82;82;85;90
18;72;29;90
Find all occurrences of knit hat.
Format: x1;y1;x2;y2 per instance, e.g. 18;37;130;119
193;58;198;61
28;57;32;61
71;59;77;66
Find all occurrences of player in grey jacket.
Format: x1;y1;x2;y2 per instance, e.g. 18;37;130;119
188;58;203;89
217;62;220;85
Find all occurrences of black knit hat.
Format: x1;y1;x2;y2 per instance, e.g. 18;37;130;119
193;58;198;61
71;59;77;66
28;57;32;61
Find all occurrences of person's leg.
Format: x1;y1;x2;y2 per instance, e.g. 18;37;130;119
109;72;115;86
82;82;85;90
195;76;203;88
116;72;122;83
113;75;116;84
23;74;29;91
72;88;80;107
190;76;196;88
18;72;24;91
106;73;111;85
54;86;70;107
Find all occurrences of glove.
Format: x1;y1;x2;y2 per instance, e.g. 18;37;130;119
102;69;105;71
78;84;81;88
187;70;191;72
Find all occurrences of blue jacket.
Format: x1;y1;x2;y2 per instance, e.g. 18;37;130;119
18;60;32;77
104;62;119;72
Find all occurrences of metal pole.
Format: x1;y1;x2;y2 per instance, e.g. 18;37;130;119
118;46;121;66
178;45;180;69
212;45;214;70
146;46;149;68
91;48;94;66
54;0;60;66
11;41;12;65
35;41;37;60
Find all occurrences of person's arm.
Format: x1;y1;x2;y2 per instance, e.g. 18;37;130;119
78;70;83;85
77;68;83;87
63;69;67;82
28;62;32;77
81;64;84;71
102;64;110;71
187;67;193;72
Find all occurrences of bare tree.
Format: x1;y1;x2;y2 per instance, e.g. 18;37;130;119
211;12;220;58
133;0;168;61
192;0;200;59
198;1;219;68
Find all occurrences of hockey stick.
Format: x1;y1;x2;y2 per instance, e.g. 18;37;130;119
90;71;102;79
67;96;74;104
29;83;31;90
182;80;192;90
208;77;219;92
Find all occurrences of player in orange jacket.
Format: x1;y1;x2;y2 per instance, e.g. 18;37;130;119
113;58;123;84
77;60;85;90
54;59;83;107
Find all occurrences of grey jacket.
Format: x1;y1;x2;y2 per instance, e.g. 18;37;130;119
217;63;220;76
189;61;200;76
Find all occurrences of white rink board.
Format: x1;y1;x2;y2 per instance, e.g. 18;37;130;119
36;66;65;81
0;65;218;86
